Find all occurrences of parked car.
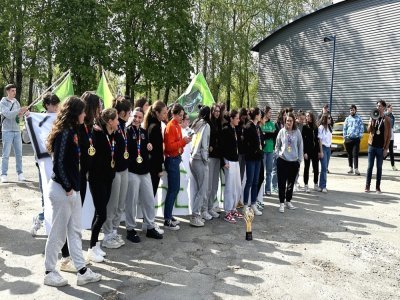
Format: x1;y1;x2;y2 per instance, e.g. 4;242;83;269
393;121;400;154
331;122;369;153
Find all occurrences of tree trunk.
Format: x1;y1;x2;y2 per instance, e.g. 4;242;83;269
163;86;170;104
202;22;209;79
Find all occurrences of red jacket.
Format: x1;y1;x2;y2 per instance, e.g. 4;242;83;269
164;119;187;157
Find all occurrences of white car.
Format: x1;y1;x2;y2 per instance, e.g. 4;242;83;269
393;121;400;154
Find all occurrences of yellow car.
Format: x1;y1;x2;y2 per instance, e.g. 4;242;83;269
331;122;369;153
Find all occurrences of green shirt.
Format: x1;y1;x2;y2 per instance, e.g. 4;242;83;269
261;121;275;153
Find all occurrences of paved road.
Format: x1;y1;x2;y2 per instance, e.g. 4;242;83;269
0;149;399;299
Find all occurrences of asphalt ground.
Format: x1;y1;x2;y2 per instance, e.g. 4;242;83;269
1;144;399;299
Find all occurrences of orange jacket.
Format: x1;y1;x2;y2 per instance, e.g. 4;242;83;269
164;119;187;157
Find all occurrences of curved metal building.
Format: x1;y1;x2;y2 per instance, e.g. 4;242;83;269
252;0;400;121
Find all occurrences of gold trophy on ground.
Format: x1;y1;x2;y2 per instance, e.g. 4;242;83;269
244;206;255;241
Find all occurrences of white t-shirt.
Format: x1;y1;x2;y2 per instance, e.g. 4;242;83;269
318;125;332;147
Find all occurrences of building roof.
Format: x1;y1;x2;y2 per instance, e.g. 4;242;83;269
251;0;348;52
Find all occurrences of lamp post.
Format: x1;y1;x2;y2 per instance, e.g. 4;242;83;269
324;35;336;114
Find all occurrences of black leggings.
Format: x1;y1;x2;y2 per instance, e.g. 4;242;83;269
150;170;161;197
89;179;112;248
277;158;299;203
303;154;319;185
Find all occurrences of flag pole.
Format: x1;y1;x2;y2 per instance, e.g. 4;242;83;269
28;69;71;109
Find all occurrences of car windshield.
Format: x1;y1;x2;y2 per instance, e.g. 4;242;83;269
394;123;400;133
332;123;343;132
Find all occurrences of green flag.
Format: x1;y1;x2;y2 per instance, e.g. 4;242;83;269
34;73;74;112
96;73;113;109
54;73;74;102
177;72;215;117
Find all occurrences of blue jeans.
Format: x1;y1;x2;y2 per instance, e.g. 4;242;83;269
263;152;274;193
164;156;181;220
366;145;383;188
1;131;23;176
243;159;262;205
319;145;331;189
271;153;278;190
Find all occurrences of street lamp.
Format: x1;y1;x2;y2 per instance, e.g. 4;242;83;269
324;35;336;114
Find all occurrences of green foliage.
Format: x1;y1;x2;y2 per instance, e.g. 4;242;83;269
0;0;329;105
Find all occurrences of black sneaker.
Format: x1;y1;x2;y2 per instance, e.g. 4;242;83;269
171;216;180;225
164;219;180;231
146;228;163;239
126;229;141;243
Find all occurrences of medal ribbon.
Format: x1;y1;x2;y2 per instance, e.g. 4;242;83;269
135;127;141;159
106;134;115;165
287;131;292;150
84;124;94;149
375;117;384;132
118;125;128;154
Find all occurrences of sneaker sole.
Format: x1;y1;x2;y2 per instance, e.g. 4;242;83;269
60;267;77;273
77;276;101;286
102;244;122;249
44;280;68;287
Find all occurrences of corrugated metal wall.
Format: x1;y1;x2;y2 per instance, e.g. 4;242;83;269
256;0;400;121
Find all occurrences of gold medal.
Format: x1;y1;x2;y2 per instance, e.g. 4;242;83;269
88;145;96;156
124;151;129;159
376;130;380;135
178;148;182;154
136;156;143;164
111;160;115;168
288;146;292;153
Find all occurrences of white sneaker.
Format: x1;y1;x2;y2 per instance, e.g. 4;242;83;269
208;209;220;218
201;211;213;221
60;256;77;273
44;271;68;287
1;175;7;183
347;168;353;174
392;165;398;171
17;173;25;182
251;204;262;216
30;215;42;237
153;223;164;235
286;202;296;210
95;242;106;256
77;268;101;286
354;169;360;175
190;215;205;227
322;188;328;193
304;185;310;193
102;236;122;249
279;203;285;213
313;184;319;191
112;230;125;245
87;247;104;263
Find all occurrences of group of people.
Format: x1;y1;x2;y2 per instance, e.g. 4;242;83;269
0;82;397;288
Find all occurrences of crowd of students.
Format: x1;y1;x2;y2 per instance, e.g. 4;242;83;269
1;82;397;287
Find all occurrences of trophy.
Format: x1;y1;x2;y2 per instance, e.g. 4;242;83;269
244;207;255;241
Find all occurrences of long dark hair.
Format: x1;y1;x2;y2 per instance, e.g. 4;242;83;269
143;100;166;129
81;91;101;129
47;96;85;153
306;111;317;130
191;106;211;129
286;112;297;131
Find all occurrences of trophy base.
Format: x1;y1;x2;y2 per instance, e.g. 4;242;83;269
246;231;253;241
